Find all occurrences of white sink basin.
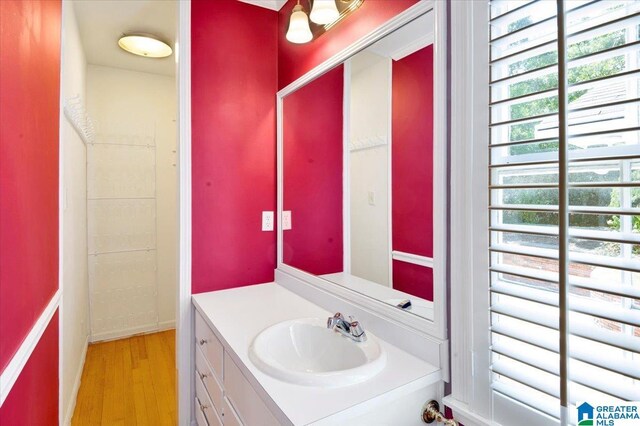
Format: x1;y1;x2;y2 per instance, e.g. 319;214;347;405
249;318;386;387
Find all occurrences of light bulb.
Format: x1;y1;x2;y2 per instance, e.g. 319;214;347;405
286;4;313;44
309;0;339;25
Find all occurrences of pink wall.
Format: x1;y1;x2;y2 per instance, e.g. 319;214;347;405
392;45;434;258
0;0;61;372
283;66;344;275
191;0;278;294
278;0;419;89
0;313;59;425
393;260;434;301
191;0;427;292
392;45;434;300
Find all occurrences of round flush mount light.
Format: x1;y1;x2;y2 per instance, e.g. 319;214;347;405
118;34;173;58
309;0;340;25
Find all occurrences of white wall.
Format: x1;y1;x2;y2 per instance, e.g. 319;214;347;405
86;65;177;340
349;52;392;286
60;2;90;424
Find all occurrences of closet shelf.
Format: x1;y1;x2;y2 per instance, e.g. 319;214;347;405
64;95;95;144
349;135;387;152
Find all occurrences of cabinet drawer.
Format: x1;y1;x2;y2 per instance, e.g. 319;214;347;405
195;397;209;426
196;344;224;414
196;372;222;426
195;310;224;381
207;403;223;426
223;352;279;426
222;397;243;426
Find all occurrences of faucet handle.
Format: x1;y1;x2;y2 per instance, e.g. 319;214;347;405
348;316;367;341
327;312;345;329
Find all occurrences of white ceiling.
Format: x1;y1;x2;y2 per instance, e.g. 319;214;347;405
238;0;287;11
73;0;177;77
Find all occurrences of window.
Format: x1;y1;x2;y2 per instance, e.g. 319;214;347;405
489;1;640;424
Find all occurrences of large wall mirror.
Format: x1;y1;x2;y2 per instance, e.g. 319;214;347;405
278;2;446;332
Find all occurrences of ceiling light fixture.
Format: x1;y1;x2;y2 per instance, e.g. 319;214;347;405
286;1;313;44
118;34;173;58
309;0;340;25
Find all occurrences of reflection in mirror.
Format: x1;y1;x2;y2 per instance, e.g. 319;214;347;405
283;65;344;275
282;12;436;320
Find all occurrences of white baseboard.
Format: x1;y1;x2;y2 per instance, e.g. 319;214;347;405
90;321;176;343
158;320;176;331
63;335;89;426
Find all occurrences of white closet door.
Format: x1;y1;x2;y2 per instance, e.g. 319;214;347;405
87;126;158;341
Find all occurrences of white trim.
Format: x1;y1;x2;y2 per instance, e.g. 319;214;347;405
389;32;434;61
63;335;89;426
89;323;168;343
449;0;473;406
177;1;194;425
449;0;492;421
277;69;284;267
58;5;66;421
276;0;448;341
343;60;352;274
387;56;394;290
237;0;287;12
431;0;449;343
0;290;61;406
442;396;495;426
391;251;434;268
158;319;176;331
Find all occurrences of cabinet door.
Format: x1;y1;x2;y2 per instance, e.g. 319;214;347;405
223;352;280;426
222;397;243;426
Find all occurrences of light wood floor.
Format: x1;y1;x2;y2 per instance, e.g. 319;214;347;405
72;330;177;426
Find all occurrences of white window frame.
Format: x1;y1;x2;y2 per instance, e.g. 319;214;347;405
443;0;493;424
445;2;640;425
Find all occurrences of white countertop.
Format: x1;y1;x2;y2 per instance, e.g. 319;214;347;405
192;283;441;425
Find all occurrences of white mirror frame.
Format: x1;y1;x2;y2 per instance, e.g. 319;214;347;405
276;0;447;340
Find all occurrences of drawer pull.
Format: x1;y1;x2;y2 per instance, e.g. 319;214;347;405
198;371;209;380
201;403;209;412
199;338;208;346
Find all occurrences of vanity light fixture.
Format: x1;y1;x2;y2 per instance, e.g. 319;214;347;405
309;0;340;25
286;0;364;45
286;1;314;44
118;34;173;58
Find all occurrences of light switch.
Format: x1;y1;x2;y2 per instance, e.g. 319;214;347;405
262;211;274;231
368;191;376;206
282;211;292;230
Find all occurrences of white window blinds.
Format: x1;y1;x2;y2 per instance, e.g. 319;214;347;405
488;1;640;424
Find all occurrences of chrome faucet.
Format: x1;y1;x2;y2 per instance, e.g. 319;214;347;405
326;312;367;342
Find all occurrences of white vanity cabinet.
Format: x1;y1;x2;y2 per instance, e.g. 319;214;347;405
192;283;444;426
194;309;279;426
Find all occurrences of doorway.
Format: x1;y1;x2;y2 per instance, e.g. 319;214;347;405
59;1;179;423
